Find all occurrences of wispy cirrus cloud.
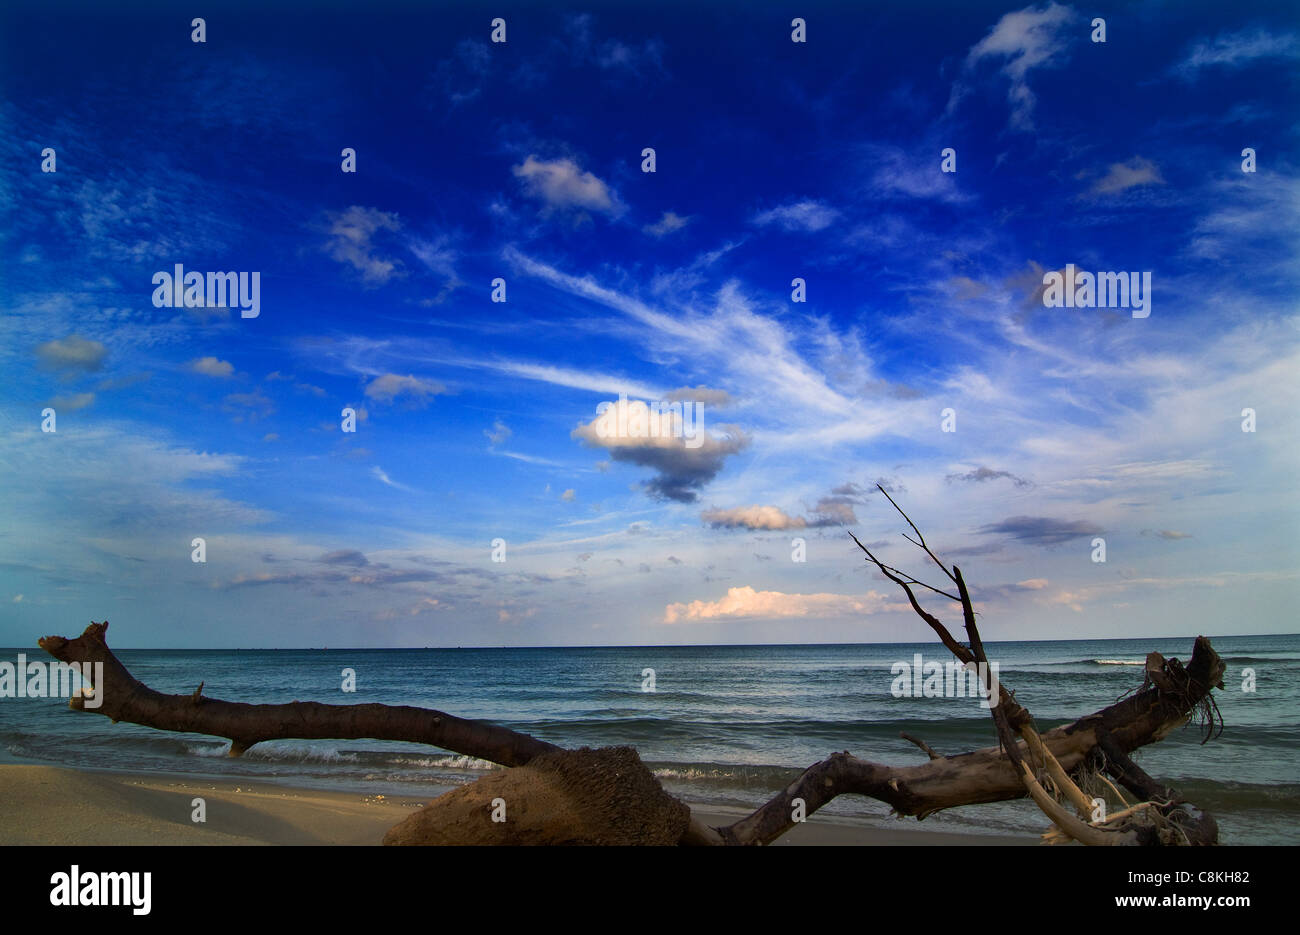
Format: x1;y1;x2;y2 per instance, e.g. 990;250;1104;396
1086;157;1165;197
644;211;691;237
565;13;665;78
751;200;839;232
861;145;969;204
1173;28;1299;79
372;466;418;493
950;2;1078;131
48;392;95;411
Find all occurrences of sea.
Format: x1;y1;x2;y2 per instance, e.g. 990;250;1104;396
1;634;1296;845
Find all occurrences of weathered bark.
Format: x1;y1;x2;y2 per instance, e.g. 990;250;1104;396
1094;727;1219;846
710;635;1224;846
39;622;559;767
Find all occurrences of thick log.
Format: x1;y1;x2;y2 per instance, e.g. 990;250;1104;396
39;622;559;767
1094;727;1219;845
713;635;1224;846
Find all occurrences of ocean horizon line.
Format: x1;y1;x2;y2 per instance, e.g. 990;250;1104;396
5;632;1293;652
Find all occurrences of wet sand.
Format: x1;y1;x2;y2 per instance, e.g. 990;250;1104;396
0;764;1037;846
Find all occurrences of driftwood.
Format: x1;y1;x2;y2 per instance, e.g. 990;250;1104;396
39;622;557;766
37;489;1226;846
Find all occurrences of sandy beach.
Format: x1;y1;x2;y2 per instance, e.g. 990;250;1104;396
0;764;1036;846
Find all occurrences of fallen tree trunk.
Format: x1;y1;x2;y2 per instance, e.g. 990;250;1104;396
40;620;1223;845
711;635;1224;845
39;622;559;767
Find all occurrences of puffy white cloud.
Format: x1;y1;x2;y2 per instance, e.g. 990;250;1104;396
572;398;749;502
188;356;234;378
513;155;623;217
665;586;898;623
35;334;107;372
702;490;859;530
701;505;805;530
364;373;445;405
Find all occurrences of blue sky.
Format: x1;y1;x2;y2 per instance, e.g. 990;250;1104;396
2;0;1297;647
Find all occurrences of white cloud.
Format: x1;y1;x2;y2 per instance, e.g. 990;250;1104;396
864;146;969;204
568;14;666;78
752;200;839;232
485;419;512;446
35;335;107;372
664;586;898;623
408;235;462;303
700;505;805;530
572;399;750;502
644;211;691;237
702;492;858;530
320;206;404;284
48;392;95;411
1174;28;1299;79
364;373;445;405
1088;157;1165;196
953;2;1077;131
489;360;662;399
372;466;417;493
188;356;235;378
512;155;624;217
506;249;856;420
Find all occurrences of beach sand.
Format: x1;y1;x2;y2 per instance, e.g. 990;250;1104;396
0;764;1036;846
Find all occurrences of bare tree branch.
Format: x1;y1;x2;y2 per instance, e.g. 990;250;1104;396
900;732;941;759
875;483;957;584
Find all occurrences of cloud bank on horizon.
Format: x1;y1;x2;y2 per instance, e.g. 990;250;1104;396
1;1;1297;647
